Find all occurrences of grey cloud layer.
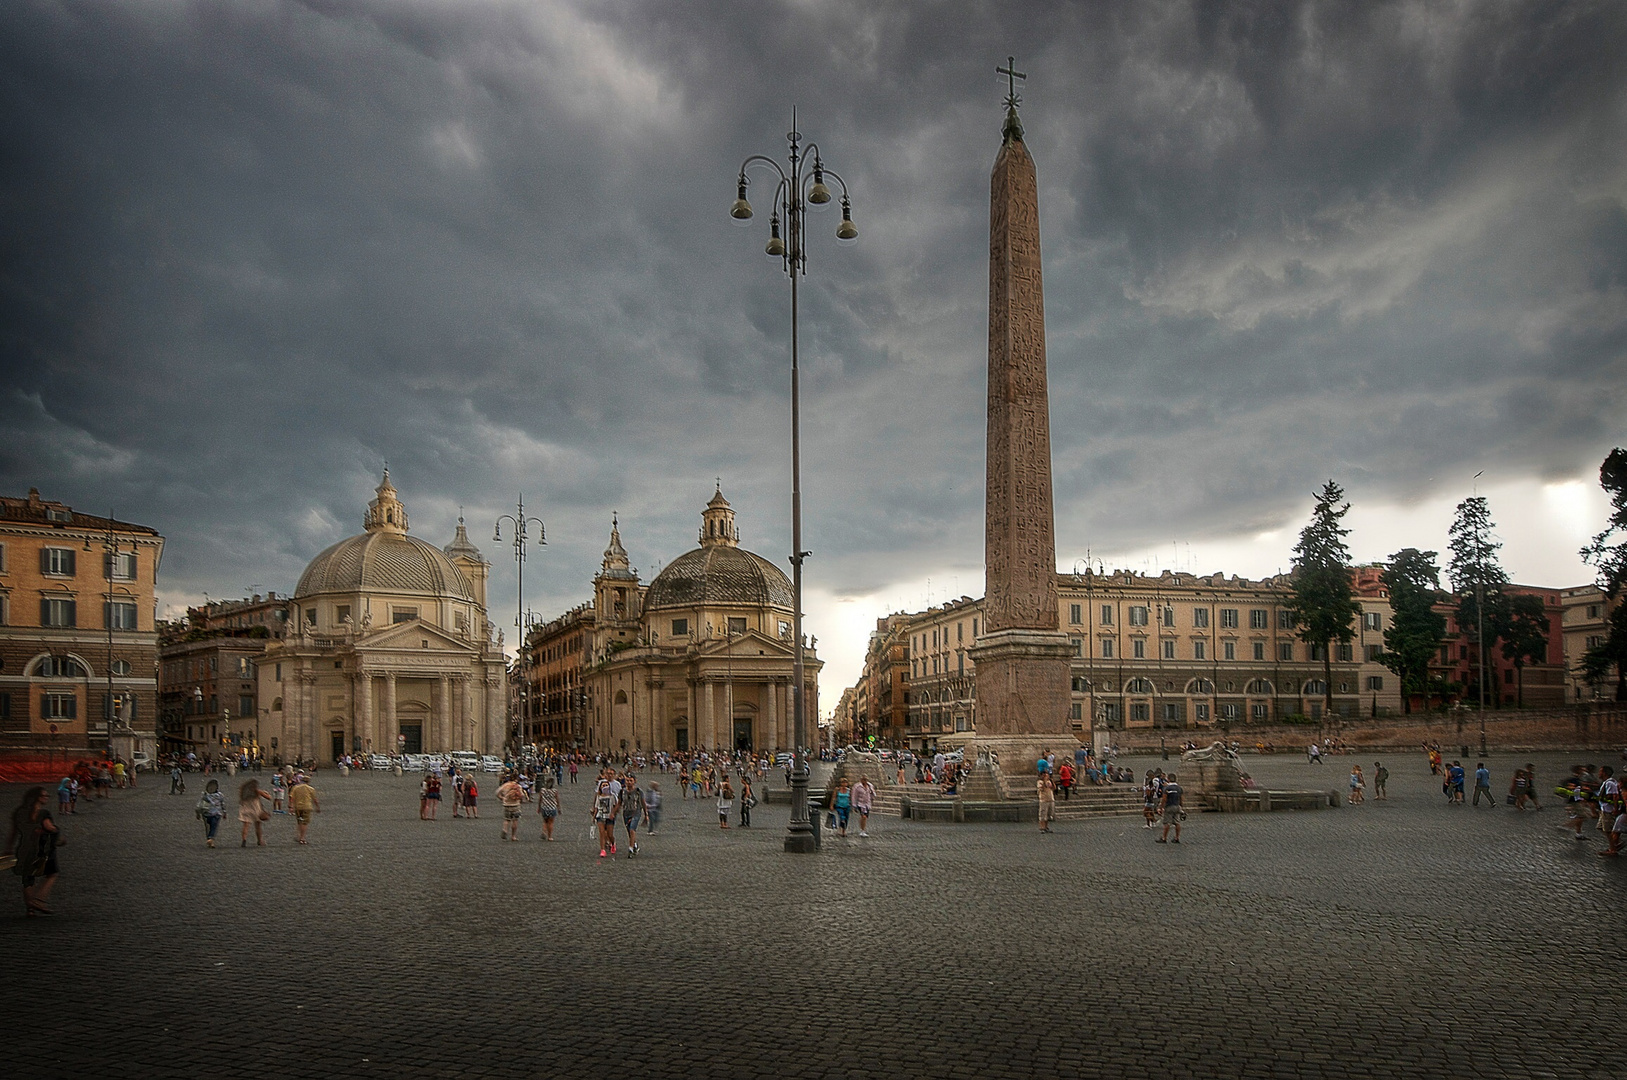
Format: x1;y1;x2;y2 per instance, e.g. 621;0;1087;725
2;0;1622;632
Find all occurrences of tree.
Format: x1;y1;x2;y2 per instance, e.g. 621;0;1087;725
1580;448;1627;700
1288;481;1361;723
1499;593;1549;707
1447;496;1510;709
1581;447;1627;597
1379;548;1447;713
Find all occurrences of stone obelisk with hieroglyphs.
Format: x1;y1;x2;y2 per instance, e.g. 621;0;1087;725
953;62;1078;775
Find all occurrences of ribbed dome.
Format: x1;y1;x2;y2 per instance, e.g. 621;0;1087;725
643;545;794;612
295;531;475;601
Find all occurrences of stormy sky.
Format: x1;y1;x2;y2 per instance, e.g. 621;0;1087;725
4;0;1624;701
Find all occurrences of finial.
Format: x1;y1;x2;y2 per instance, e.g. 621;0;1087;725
998;55;1027;142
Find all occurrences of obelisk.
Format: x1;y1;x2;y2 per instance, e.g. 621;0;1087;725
957;61;1077;775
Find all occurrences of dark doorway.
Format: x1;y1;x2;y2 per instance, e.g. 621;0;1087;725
675;727;688;752
733;719;753;752
330;732;344;762
399;724;422;754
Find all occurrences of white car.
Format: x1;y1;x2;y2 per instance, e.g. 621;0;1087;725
450;751;479;772
368;753;395;771
480;755;505;773
129;751;154;772
400;754;426;771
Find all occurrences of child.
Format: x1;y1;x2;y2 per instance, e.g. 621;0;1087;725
717;780;733;829
270;771;287;814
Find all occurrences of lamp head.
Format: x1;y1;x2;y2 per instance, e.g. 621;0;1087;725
835;199;858;242
729;177;753;221
808;164;831;206
493;524;503;542
766;214;786;257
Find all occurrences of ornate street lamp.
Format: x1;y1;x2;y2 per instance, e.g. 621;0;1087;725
494;496;545;752
730;110;858;853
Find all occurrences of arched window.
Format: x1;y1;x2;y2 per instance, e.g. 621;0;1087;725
614;689;628;704
1247;679;1273;695
271;698;283;712
1126;678;1154;695
1304;680;1327;696
34;655;86;678
1187;678;1214;695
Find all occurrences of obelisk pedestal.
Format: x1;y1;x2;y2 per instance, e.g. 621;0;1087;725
939;86;1079;782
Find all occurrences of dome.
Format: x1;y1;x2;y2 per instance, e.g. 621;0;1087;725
295;531;475;602
643;545;794;612
293;471;474;602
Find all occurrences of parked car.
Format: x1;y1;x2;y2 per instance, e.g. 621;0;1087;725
368;753;396;771
128;751;154;772
400;754;426;771
450;751;480;772
480;755;505;773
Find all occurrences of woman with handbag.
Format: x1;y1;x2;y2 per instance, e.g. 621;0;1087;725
7;786;62;916
238;778;272;847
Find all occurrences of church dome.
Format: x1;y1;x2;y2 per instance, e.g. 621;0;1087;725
293;472;475;602
642;546;794;612
640;487;792;612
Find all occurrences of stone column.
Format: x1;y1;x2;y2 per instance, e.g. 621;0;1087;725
486;674;503;753
435;675;449;754
687;678;698;752
298;671;317;763
724;678;735;750
356;671;373;757
702;678;715;751
765;678;779;752
382;672;397;757
460;675;473;750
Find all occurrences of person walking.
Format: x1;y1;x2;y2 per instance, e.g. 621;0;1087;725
1308;742;1323;765
644;782;663;835
1348;765;1365;805
196;779;226;848
738;777;756;828
7;787;63;916
717;779;734;830
1373;761;1388;801
852;775;876;837
270;771;287;814
170;764;185;796
1447;761;1466;805
1142;770;1161;829
1472;762;1498;808
1038;771;1056;834
238;778;271;847
496;774;528;842
535;773;559;840
830;779;851;837
592;775;619;858
1057;759;1075;801
287;775;319;845
620;774;646;856
1156;772;1185;844
463;776;480;819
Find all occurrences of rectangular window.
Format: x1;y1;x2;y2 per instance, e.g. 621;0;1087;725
1131;703;1150;722
0;691;10;721
305;608;317;625
670;618;689;636
1279;610;1295;630
275;663;282;682
1220;609;1239;629
957;623;964;643
336;604;351;623
1362;612;1381;630
1588;604;1601;619
41;598;76;627
1365;644;1384;661
1128;606;1149;626
1366;676;1384;691
1223;641;1236;660
1102;703;1120;723
1069;703;1082;720
104;601;137;630
1249;609;1268;629
1162;703;1178;723
1253;642;1265;661
727;616;747;634
0;542;6;572
1161;606;1175;626
392;607;418;624
1193;640;1206;661
41;547;76;576
1337;643;1353;662
41;692;77;719
1133;639;1146;659
106;551;137;581
1162;640;1176;659
1195;703;1209;722
240;694;254;716
1221;703;1239;720
1192;608;1209;628
1100;605;1113;625
1069;603;1081;624
1252;703;1268;720
1071;638;1082;656
1312;644;1328;661
1280;642;1295;661
972;618;978;637
1100;638;1114;659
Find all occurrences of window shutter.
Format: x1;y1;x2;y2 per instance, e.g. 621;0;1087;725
66;600;76;627
41;548;50;574
105;602;112;629
41;694;48;719
67;695;77;719
41;598;50;625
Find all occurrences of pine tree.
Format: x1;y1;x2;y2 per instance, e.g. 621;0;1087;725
1288;481;1361;723
1379;548;1447;714
1447;496;1510;709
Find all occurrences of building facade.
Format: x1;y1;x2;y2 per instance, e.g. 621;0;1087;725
157;593;290;757
1428;584;1567;709
0;489;164;760
522;603;593;746
1561;584;1619;701
255;474;508;763
541;490;821;754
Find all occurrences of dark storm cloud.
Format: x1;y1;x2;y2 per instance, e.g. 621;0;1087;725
3;1;1623;675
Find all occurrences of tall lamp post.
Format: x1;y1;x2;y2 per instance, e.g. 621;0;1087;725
90;515;135;757
730;111;858;853
494;497;545;752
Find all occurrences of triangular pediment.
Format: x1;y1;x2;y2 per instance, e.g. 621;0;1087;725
358;619;480;655
698;629;794;660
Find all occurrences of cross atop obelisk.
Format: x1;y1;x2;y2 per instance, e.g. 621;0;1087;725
997;56;1027;141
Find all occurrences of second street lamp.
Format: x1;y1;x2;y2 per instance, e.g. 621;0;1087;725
731;110;858;854
494;496;545;754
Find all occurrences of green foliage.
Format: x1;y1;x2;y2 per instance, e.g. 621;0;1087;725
1379;548;1447;712
1579;595;1627;702
1288;480;1361;717
1500;594;1550;706
1581;447;1627;598
1447;495;1512;705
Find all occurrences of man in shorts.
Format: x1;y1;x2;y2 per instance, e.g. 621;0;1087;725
496;774;528;842
287;777;319;844
619;772;646;857
1156;771;1184;844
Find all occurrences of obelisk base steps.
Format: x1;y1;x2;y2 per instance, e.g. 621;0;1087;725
946;628;1078;779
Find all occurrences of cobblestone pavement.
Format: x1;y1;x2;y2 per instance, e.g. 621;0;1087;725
2;750;1623;1079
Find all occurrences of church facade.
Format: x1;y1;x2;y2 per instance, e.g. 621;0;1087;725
256;474;508;762
532;489;821;754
